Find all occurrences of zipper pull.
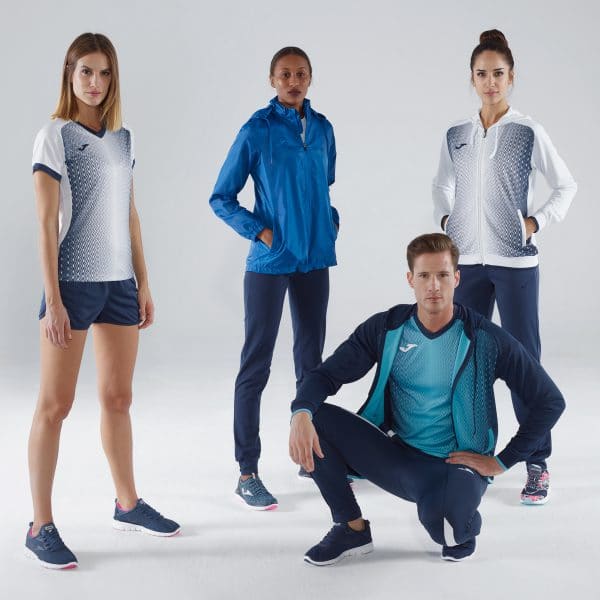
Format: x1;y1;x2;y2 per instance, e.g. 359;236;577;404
483;129;487;138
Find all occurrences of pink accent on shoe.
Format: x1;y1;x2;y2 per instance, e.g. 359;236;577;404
265;504;278;511
61;564;78;570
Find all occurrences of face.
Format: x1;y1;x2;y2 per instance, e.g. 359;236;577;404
71;52;112;108
407;252;460;317
270;55;311;111
471;50;513;108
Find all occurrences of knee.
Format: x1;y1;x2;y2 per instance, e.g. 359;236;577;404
100;390;132;414
36;397;73;425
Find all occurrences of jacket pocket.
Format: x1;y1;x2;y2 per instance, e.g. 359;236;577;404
517;209;528;246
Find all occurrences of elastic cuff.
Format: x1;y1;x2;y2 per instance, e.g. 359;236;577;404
494;456;508;472
529;216;540;233
531;212;547;231
290;408;313;423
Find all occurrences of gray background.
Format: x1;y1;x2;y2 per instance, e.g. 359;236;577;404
1;1;598;598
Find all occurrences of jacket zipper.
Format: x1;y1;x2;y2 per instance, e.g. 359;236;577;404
449;340;475;447
477;129;487;264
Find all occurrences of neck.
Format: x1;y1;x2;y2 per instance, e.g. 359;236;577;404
479;102;509;130
76;102;103;131
416;305;454;333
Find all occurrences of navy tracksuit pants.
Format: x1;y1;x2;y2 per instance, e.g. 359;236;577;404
454;264;549;467
234;269;329;475
310;405;488;547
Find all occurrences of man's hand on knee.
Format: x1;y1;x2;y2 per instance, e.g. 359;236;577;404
446;451;504;477
289;412;324;472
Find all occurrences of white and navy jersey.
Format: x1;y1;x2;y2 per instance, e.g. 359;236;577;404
32;119;135;282
432;108;577;268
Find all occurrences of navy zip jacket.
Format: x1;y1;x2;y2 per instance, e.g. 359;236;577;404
291;304;565;470
209;97;338;274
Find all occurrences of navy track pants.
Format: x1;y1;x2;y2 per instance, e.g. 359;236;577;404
310;404;488;547
454;264;549;467
234;269;329;474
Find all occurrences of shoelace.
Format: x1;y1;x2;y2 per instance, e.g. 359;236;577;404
243;477;272;500
318;524;345;548
525;468;542;490
135;502;163;522
40;527;67;552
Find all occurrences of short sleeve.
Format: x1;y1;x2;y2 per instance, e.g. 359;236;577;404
32;123;64;181
127;126;135;168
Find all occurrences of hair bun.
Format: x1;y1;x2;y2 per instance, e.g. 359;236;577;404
479;29;508;47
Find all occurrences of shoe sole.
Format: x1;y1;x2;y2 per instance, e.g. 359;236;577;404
235;493;278;511
303;542;374;566
520;487;550;505
25;547;78;570
112;520;181;536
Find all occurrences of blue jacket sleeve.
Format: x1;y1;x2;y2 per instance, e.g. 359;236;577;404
491;325;565;469
291;312;386;416
326;124;339;228
209;124;265;240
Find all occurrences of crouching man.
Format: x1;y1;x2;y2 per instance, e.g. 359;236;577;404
289;233;564;565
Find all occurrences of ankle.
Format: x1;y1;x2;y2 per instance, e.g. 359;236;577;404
347;518;366;532
116;496;138;511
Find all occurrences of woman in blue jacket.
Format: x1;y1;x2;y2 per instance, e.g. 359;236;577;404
209;46;339;510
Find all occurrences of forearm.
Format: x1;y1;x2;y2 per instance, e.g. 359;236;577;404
38;220;61;304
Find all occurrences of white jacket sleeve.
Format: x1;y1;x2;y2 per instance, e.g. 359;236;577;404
432;133;456;230
531;124;577;231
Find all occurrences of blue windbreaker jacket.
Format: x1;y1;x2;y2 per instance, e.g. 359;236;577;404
209;97;339;274
291;304;565;470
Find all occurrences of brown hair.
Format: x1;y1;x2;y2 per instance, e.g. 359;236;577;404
470;29;514;72
52;33;122;131
406;233;460;272
269;46;313;77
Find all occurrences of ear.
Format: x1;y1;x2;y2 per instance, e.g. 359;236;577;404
454;269;460;288
509;70;515;85
407;271;414;288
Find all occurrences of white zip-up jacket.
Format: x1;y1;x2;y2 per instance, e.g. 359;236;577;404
433;108;577;268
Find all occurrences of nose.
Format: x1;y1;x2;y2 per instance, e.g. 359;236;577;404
430;276;441;291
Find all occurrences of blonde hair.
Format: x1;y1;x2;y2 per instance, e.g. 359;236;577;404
52;33;122;131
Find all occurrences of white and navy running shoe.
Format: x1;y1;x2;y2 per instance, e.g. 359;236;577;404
521;464;550;505
113;499;180;536
25;522;78;569
441;538;476;561
304;521;373;566
235;474;278;510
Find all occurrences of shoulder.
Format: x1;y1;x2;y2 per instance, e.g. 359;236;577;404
445;117;473;136
34;119;68;142
504;110;547;137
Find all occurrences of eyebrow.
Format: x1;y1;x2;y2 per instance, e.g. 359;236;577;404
475;68;505;72
80;64;110;71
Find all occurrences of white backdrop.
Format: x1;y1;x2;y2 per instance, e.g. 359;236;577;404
1;0;598;375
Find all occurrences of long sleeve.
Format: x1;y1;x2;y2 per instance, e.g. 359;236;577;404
291;312;385;416
530;124;577;231
209;124;265;240
492;325;565;469
432;132;456;230
327;124;339;228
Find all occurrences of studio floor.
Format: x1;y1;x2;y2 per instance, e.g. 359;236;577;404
1;355;597;600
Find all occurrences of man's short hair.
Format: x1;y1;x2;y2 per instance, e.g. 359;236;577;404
406;233;460;272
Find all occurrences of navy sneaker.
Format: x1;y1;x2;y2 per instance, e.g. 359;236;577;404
25;522;78;569
521;464;550;505
304;521;373;566
235;474;278;510
441;538;476;561
113;499;180;536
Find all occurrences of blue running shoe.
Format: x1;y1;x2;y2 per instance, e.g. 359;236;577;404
441;538;476;561
235;474;278;511
297;466;312;480
521;464;550;505
25;522;78;569
304;521;373;566
113;499;180;536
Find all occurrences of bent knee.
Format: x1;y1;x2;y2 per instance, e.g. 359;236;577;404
100;392;133;414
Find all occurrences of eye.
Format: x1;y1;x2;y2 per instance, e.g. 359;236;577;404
297;72;307;79
101;70;111;77
494;71;504;77
476;72;485;77
81;68;91;75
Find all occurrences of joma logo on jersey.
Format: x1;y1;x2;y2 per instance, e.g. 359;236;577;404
77;143;89;152
399;343;417;353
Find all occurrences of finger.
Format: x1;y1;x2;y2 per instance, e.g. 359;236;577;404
313;435;324;459
64;319;72;343
303;449;314;472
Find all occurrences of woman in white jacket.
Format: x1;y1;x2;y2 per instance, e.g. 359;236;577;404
432;29;576;506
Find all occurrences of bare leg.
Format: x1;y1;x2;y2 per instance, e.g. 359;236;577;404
28;325;87;534
93;323;139;509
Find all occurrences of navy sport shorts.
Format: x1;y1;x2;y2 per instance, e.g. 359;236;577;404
39;278;139;330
